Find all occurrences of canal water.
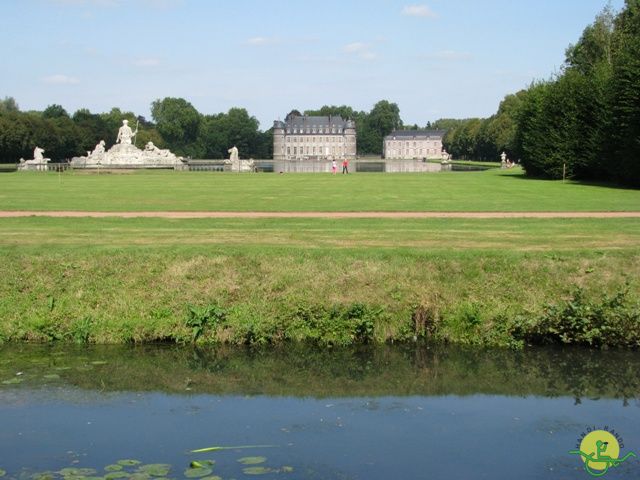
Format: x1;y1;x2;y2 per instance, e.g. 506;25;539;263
1;344;638;479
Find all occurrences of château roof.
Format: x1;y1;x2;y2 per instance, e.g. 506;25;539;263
274;114;355;133
385;129;446;140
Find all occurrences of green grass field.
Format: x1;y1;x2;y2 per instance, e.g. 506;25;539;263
0;169;638;347
1;167;638;212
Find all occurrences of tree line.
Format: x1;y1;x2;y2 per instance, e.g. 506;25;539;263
0;98;274;162
436;1;640;187
0;97;406;162
515;1;640;186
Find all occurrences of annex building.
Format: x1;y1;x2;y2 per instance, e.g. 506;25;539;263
383;129;446;160
273;114;356;161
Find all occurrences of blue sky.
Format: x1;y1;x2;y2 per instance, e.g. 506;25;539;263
0;0;624;130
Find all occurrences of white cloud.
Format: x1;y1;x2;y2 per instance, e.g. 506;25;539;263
133;57;161;67
343;42;377;60
401;5;437;18
47;0;182;7
141;0;183;8
42;74;80;85
423;50;473;61
343;42;368;53
47;0;120;6
244;36;278;46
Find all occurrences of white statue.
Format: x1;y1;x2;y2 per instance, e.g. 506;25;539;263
500;151;508;168
145;141;171;157
228;145;239;162
116;120;137;145
34;146;46;161
89;140;106;157
70;119;186;170
18;146;50;170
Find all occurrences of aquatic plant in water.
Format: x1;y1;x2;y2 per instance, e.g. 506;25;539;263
1;447;294;479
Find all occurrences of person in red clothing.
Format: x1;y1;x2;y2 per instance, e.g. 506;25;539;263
341;158;349;174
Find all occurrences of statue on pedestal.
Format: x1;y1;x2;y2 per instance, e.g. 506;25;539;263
88;140;106;157
116;120;137;145
228;145;239;163
70;118;186;170
34;147;46;161
145;141;172;157
225;145;254;172
18;146;51;171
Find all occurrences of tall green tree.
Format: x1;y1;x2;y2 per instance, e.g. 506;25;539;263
42;104;70;119
151;97;202;156
356;100;402;155
304;105;356;120
607;0;640;186
0;97;19;113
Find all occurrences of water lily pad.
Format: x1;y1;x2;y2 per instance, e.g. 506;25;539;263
128;473;150;480
43;374;61;380
31;472;56;480
104;472;130;479
32;472;56;480
237;457;266;465
280;466;294;473
0;469;6;477
117;461;141;467
189;461;214;469
104;465;124;472
242;467;273;475
136;465;171;477
184;467;212;478
59;468;98;477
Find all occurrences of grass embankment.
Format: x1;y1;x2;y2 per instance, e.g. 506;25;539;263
1;217;639;348
1;168;640;212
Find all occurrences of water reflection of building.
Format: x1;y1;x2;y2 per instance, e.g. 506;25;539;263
273;113;356;161
383;130;446;160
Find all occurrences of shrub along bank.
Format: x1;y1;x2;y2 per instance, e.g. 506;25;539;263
1;246;638;349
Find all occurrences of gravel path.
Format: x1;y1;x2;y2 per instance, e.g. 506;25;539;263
1;211;639;219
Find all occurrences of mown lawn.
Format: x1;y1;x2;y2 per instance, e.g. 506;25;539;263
0;167;638;212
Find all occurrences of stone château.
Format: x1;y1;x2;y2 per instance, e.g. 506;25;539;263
383;129;446;160
273;113;356;161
